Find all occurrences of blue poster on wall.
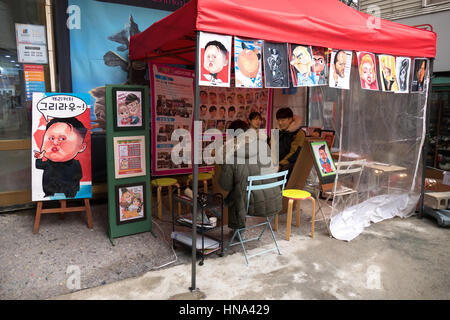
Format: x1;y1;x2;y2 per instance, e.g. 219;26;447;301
68;0;171;132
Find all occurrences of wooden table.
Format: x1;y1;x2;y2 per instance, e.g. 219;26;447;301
365;162;407;193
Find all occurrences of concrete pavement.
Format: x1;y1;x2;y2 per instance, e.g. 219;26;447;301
52;214;450;300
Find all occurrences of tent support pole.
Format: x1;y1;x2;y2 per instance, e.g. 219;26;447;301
419;58;434;218
190;31;200;292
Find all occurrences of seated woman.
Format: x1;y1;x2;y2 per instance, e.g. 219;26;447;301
218;120;282;231
248;111;262;130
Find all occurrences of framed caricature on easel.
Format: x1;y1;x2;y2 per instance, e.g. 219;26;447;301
310;141;337;185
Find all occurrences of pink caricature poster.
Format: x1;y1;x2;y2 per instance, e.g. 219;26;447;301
31;93;92;201
357;52;379;91
198;31;232;87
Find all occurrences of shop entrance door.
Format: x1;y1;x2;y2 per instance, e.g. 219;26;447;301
0;0;48;211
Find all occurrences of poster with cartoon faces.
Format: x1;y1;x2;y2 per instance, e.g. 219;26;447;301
357;52;379;91
263;41;289;88
234;37;263;88
311;46;329;86
116;184;146;224
115;90;143;128
411;58;428;93
31;92;92;201
378;55;399;92
198;32;232;87
329;50;352;90
395;57;411;93
289;44;315;87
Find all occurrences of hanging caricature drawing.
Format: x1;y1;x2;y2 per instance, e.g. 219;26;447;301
234;37;263;88
289;44;315;87
198;32;232;87
263;41;289;88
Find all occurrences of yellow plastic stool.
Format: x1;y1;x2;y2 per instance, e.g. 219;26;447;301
151;178;181;220
187;172;214;193
278;189;316;240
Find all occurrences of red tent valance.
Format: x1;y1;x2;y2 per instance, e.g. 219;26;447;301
129;0;436;64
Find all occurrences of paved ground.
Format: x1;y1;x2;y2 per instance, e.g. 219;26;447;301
2;196;449;300
51;202;450;300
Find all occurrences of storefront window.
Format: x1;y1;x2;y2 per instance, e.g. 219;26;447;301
0;0;47;140
0;0;48;209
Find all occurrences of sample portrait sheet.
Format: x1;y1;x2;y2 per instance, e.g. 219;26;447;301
234;37;263;88
289;44;315;87
31;92;92;201
113;136;146;179
263;41;289;88
329;50;352;89
395;57;411;94
357;52;379;91
411;58;428;93
311;46;329;86
378;54;399;92
198;31;232;87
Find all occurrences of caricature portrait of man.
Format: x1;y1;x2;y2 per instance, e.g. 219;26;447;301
203;40;229;85
332;50;347;87
125;93;141;125
34;117;87;198
318;144;333;174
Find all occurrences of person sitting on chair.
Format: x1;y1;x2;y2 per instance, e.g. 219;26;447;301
218;120;282;232
276;107;305;178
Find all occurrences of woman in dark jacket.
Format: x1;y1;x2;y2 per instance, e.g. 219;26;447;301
218;120;282;230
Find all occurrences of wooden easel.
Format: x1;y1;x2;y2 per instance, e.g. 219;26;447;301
33;199;93;234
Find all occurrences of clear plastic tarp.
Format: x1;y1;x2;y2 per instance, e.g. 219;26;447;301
308;59;430;241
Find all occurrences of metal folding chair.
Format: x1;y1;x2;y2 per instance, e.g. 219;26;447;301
225;170;289;266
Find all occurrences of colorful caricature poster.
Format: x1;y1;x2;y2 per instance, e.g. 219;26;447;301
263;41;289;88
378;55;399;92
115;90;143;128
289;44;315;87
31;92;92;201
150;63;195;176
311;141;336;177
200;79;271;133
396;57;411;94
234;37;263;88
357;52;379;91
116;183;146;224
198;32;232;87
329;50;352;90
411;58;428;93
311;46;329;86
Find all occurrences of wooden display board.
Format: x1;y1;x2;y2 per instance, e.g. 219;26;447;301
105;85;153;243
282;137;335;213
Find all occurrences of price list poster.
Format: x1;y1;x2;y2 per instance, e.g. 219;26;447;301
150;63;195;176
24;65;46;101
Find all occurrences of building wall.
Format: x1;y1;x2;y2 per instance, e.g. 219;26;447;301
360;1;450;72
360;0;450;20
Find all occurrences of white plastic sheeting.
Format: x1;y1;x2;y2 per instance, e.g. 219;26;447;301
308;57;430;241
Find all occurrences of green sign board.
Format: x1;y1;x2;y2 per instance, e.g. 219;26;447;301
105;85;153;243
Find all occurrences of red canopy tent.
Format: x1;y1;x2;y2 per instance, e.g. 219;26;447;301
129;0;436;63
128;0;437;291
